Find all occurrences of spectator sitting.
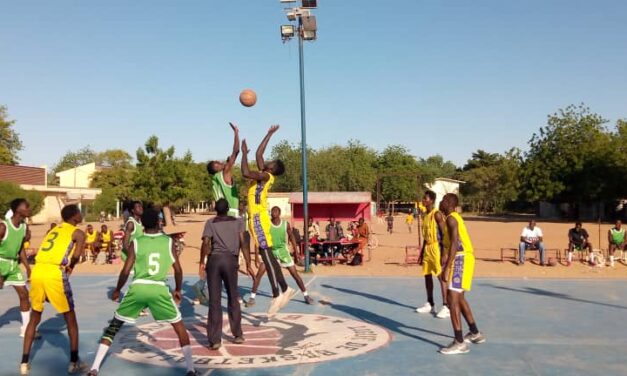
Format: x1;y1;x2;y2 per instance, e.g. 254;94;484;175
97;224;114;264
85;224;98;262
323;217;344;260
519;220;545;266
608;220;626;267
567;222;592;266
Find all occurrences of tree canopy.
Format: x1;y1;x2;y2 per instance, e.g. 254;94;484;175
0;106;23;165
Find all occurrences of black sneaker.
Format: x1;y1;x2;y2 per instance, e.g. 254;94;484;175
304;296;314;305
209;343;222;351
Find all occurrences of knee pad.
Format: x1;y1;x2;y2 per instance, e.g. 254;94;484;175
101;318;124;343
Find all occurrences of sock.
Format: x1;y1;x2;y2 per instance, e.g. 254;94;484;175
70;350;79;363
469;322;479;334
21;354;29;364
90;344;110;371
303;291;309;297
250;292;256;299
181;345;194;372
427;299;434;307
454;330;464;343
610;256;614;263
567;253;572;262
20;310;30;331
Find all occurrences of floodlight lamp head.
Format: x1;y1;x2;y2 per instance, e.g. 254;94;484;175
281;24;295;40
280;0;297;3
301;0;317;8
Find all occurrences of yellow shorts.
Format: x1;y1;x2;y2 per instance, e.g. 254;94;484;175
249;212;273;249
30;264;74;313
448;252;475;292
422;243;442;276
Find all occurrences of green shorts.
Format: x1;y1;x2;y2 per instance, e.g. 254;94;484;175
0;258;26;287
272;246;294;268
114;281;181;324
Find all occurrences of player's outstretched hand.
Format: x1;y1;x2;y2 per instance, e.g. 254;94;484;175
111;289;121;302
242;140;250;154
268;125;280;134
173;290;182;305
229;122;239;133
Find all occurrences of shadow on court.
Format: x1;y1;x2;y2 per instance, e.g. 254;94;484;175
319;299;450;348
485;284;627;310
0;306;20;329
320;283;416;310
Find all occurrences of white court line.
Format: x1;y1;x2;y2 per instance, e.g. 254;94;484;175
289;276;317;299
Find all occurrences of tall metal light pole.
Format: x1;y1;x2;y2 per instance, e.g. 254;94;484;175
280;0;317;272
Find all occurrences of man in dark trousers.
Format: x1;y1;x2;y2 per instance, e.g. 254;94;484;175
200;199;254;350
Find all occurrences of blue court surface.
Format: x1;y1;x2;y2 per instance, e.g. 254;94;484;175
1;275;627;376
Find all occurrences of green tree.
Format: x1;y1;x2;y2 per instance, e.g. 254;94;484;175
0;105;23;165
460;149;522;213
0;182;44;216
376;145;420;202
95;149;133;167
523;104;612;203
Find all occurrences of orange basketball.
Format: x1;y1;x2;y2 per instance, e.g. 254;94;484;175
239;89;257;107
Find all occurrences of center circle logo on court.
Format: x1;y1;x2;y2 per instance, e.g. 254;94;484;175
114;313;391;369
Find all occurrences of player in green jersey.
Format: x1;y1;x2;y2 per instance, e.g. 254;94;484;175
247;206;314;307
87;208;196;376
0;199;35;338
122;201;144;261
207;122;241;217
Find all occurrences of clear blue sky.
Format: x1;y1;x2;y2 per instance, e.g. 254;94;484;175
1;0;626;168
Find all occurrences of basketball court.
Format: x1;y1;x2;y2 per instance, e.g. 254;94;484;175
1;275;626;375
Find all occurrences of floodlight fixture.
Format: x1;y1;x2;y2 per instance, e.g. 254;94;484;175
302;30;316;40
302;15;317;32
281;24;295;39
280;0;297;3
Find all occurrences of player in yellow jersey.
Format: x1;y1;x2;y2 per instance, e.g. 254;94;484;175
439;193;485;355
98;224;114;261
20;204;88;375
85;224;98;262
416;190;450;319
241;125;293;316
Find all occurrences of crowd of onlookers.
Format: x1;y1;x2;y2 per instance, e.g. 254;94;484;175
305;217;371;266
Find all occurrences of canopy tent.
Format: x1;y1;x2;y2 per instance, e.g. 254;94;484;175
289;192;372;223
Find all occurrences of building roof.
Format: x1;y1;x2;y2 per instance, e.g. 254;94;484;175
433;177;466;184
0;164;46;185
289;192;372;204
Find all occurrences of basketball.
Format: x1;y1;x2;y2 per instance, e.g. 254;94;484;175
239;89;257;107
548;258;558;267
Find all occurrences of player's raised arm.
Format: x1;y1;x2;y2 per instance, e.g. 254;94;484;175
255;125;279;170
224;122;240;180
241;139;269;181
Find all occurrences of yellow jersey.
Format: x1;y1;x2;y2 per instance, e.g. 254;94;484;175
448;212;474;255
36;222;77;266
86;230;98;244
100;230;112;244
247;173;275;216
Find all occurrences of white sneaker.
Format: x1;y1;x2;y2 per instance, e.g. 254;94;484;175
415;302;436;314
20;363;30;375
436;306;450;319
279;287;295;309
439;340;470;355
267;297;282;316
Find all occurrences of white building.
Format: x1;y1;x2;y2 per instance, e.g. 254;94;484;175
424;177;465;209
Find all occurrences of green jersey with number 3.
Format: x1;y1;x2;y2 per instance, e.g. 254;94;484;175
132;233;174;282
0;219;26;260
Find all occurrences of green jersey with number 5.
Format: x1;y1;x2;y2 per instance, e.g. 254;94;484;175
132;233;174;282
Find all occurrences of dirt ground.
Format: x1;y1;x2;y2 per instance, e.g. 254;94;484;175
25;214;627;279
